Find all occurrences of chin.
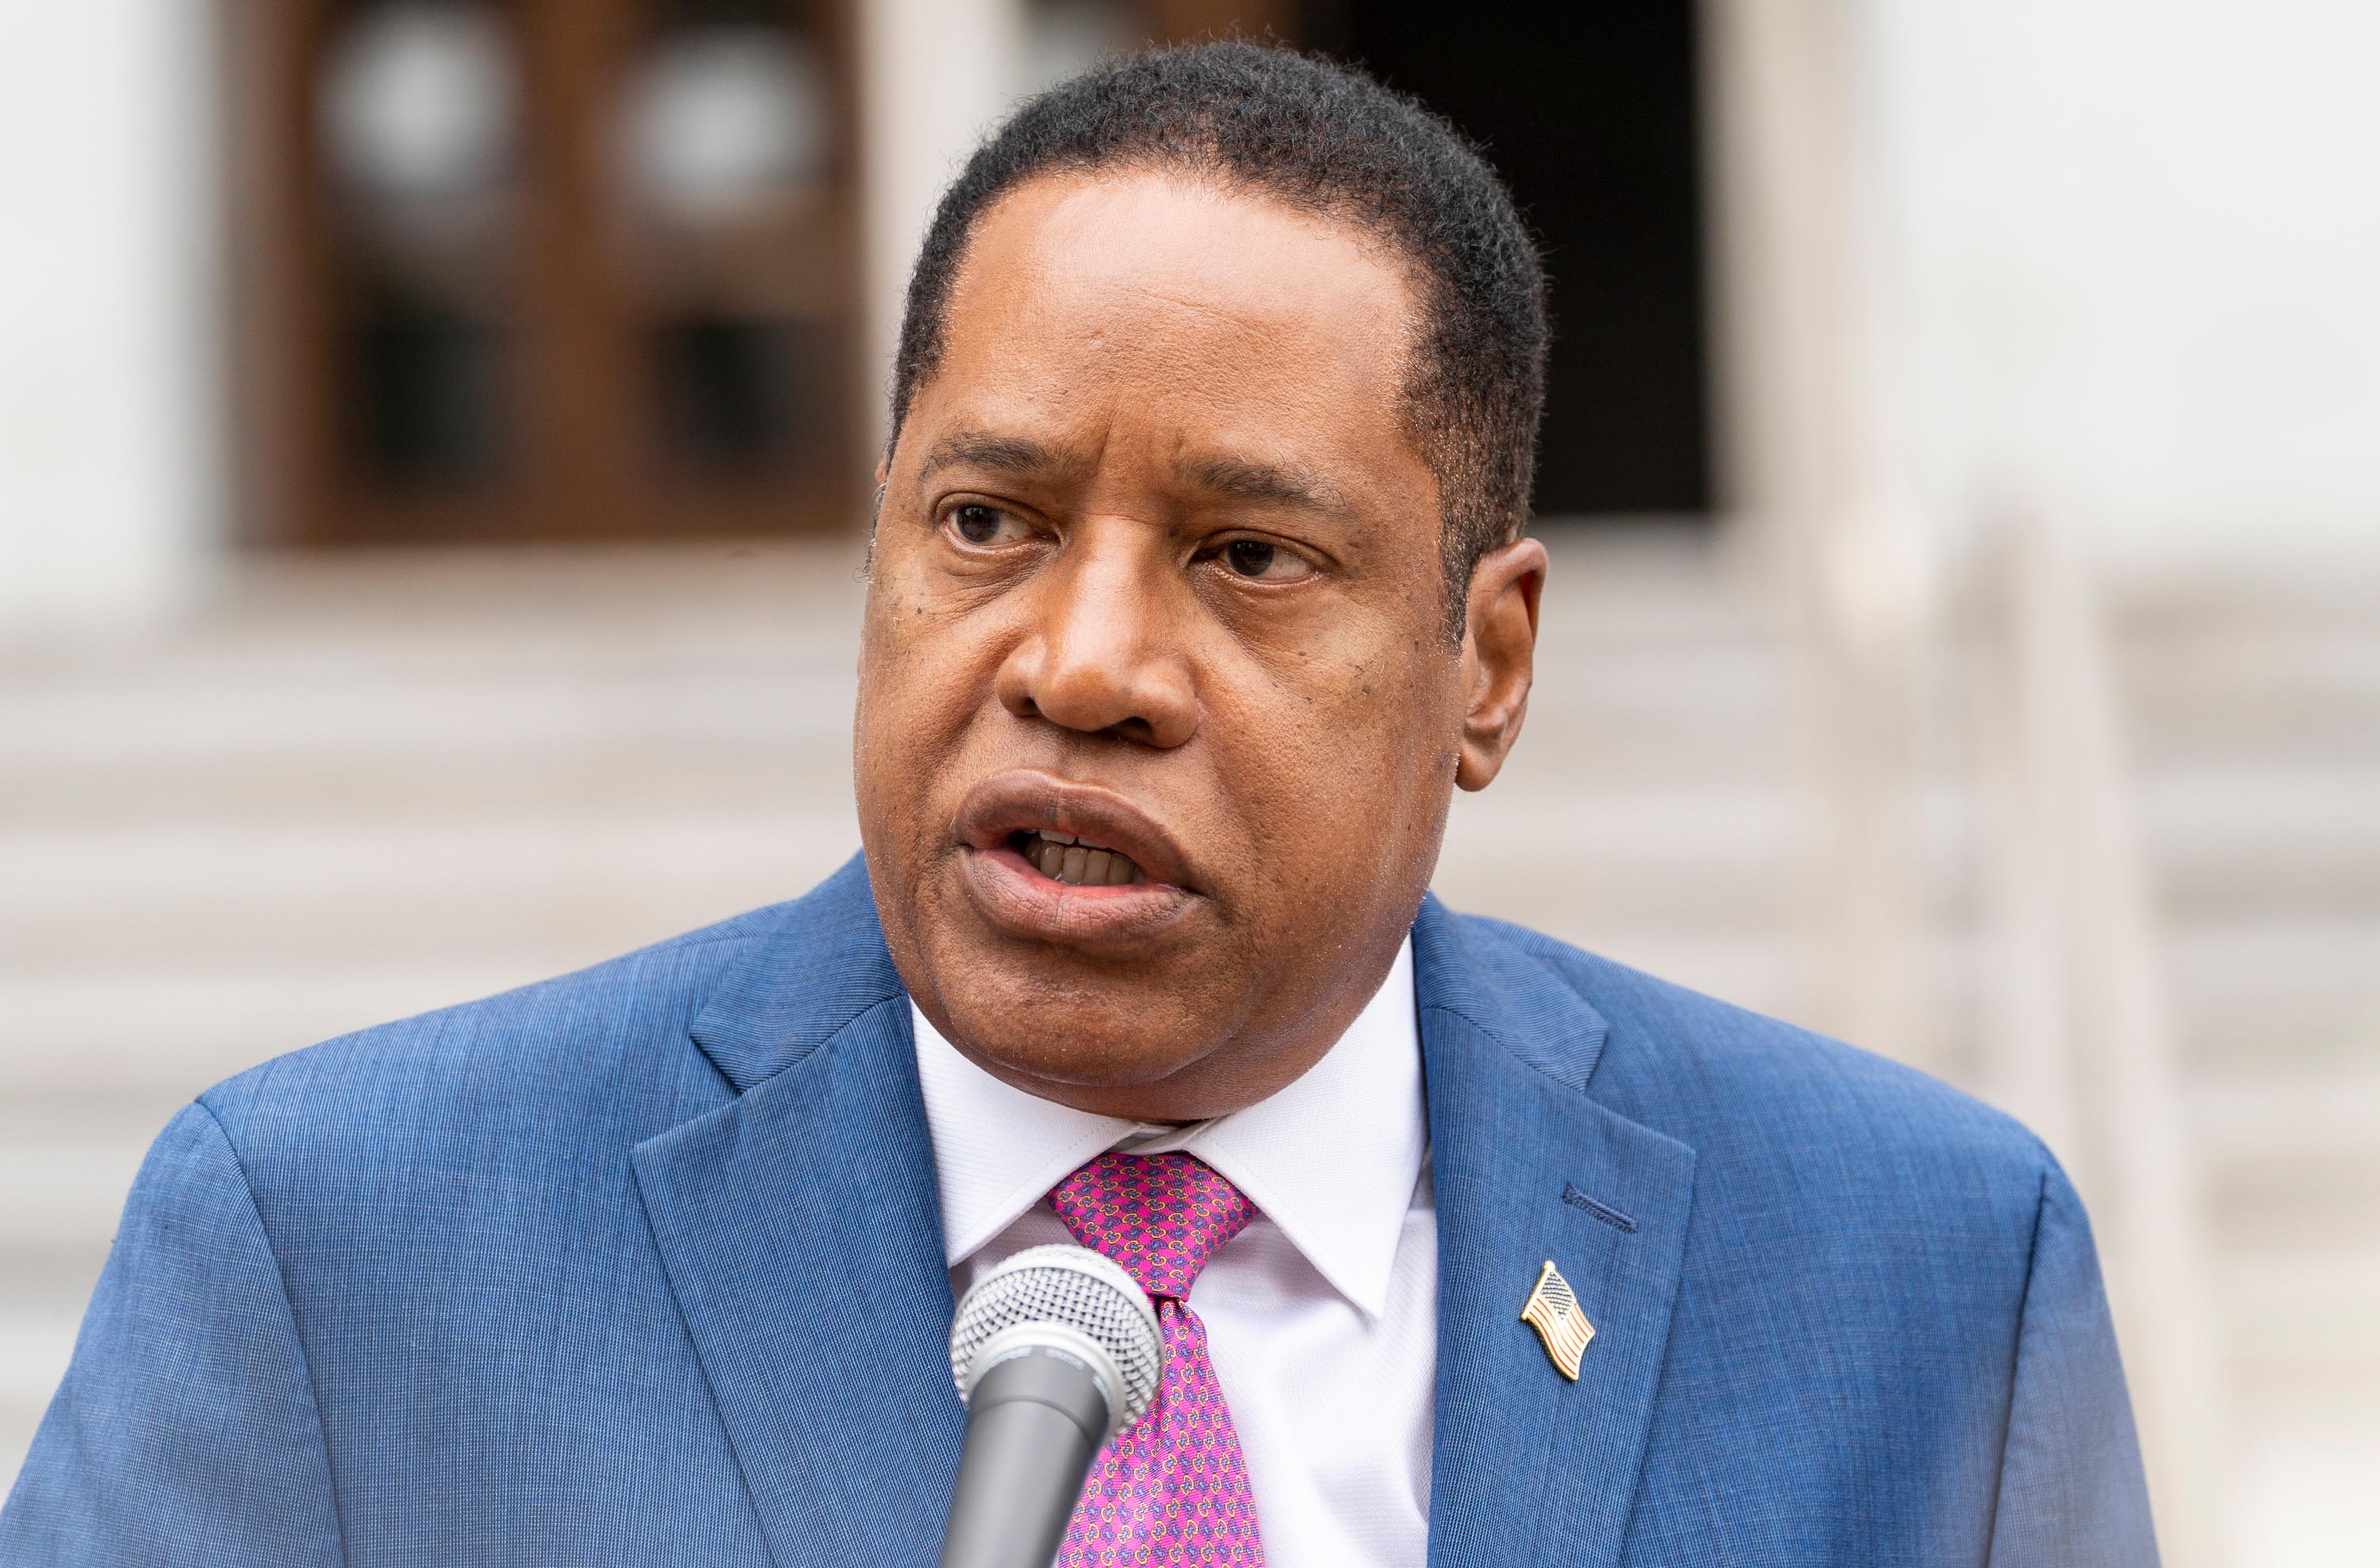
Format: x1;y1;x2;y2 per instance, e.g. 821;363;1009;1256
945;985;1215;1093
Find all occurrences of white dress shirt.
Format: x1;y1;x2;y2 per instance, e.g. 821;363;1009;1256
911;936;1436;1568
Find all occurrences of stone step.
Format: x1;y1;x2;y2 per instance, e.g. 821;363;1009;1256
0;812;860;969
0;963;572;1101
0;1102;155;1247
2163;916;2380;1070
1;1312;81;1409
2113;605;2380;767
2218;1251;2380;1405
2141;770;2380;918
0;1309;83;1483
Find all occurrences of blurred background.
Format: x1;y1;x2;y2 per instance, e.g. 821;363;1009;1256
2;1;2375;1560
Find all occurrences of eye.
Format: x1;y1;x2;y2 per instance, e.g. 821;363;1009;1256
1218;537;1316;582
943;502;1027;548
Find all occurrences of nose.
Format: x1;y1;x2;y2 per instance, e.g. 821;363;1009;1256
994;532;1198;748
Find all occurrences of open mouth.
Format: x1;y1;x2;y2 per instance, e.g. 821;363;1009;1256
1009;828;1149;887
953;771;1196;942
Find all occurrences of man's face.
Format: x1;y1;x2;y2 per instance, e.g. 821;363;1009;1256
856;170;1541;1120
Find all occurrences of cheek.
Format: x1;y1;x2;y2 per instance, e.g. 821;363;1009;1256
856;587;1000;832
1208;625;1461;865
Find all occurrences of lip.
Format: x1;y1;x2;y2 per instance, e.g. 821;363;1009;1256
951;769;1202;945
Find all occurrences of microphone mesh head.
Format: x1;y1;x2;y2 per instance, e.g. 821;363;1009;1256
950;1243;1163;1428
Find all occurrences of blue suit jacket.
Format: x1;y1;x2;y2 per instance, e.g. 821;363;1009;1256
4;857;2155;1566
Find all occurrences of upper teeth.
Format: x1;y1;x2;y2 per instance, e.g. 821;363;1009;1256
1023;830;1144;886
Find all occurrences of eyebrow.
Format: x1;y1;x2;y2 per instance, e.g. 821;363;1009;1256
917;429;1079;483
1181;455;1352;517
916;428;1350;517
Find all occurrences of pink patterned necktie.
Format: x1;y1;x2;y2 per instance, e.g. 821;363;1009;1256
1047;1151;1266;1567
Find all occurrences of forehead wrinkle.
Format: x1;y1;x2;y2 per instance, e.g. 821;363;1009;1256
1117;279;1277;338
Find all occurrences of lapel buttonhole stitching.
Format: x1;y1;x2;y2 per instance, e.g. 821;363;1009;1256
1560;1181;1637;1234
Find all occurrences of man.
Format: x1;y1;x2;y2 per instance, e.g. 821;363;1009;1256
4;43;2155;1568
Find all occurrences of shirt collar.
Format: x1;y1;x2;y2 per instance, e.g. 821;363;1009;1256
910;936;1424;1321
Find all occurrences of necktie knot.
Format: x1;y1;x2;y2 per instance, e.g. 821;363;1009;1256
1049;1152;1254;1301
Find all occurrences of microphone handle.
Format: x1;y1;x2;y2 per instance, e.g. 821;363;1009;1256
938;1346;1111;1568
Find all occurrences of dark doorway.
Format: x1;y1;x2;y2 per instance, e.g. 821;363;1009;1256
231;0;865;547
1303;2;1712;517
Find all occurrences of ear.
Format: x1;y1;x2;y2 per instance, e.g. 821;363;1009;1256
1455;536;1546;791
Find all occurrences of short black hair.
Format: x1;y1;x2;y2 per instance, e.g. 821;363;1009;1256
888;40;1549;622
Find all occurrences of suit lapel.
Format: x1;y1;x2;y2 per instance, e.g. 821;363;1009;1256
633;858;963;1567
631;863;1695;1565
1415;900;1699;1568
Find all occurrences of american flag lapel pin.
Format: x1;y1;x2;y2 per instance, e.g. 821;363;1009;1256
1520;1259;1595;1381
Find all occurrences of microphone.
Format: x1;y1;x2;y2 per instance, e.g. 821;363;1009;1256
939;1243;1163;1568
